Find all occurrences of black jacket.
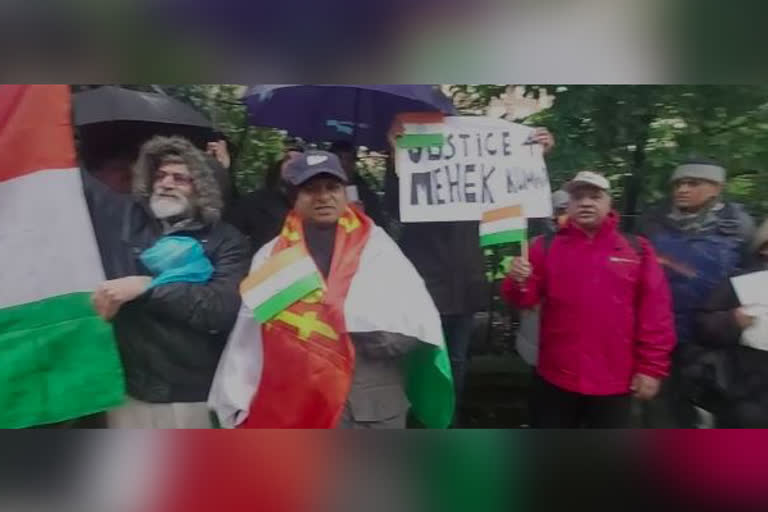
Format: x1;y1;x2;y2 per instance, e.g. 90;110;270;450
692;266;768;425
350;174;386;228
384;164;488;315
228;188;292;256
83;172;250;402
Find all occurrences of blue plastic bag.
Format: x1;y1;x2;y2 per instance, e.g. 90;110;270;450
139;236;214;288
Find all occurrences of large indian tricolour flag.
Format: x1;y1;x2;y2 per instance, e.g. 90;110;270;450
0;85;124;428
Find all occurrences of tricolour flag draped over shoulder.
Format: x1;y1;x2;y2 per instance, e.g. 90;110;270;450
0;85;124;428
209;209;454;429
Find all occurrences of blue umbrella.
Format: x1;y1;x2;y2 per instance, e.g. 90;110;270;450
243;85;456;150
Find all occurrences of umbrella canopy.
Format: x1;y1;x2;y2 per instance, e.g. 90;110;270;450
244;85;456;150
73;86;212;128
73;86;215;168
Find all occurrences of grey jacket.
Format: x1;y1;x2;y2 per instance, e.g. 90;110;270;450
339;339;412;429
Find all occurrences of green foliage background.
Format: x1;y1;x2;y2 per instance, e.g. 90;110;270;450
159;84;767;222
450;85;768;223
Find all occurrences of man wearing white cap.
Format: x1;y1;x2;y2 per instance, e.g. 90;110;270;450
639;158;755;427
503;171;675;428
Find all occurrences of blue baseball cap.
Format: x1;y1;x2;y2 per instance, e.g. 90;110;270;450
282;150;348;186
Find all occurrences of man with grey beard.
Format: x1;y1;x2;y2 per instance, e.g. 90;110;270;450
83;136;249;428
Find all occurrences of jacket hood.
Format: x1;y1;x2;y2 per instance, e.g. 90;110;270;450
132;136;223;225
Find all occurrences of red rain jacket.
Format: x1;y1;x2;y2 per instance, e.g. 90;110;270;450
502;212;676;395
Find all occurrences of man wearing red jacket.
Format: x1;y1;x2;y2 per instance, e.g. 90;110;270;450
503;171;676;428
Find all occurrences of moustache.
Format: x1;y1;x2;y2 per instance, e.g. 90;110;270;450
154;192;184;201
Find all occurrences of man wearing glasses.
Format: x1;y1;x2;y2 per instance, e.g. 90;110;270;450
85;135;249;428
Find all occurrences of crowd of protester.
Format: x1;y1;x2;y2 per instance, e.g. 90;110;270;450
76;122;768;429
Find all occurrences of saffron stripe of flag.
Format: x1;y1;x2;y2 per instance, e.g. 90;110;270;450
240;246;324;323
479;205;528;248
396;112;445;124
481;205;523;223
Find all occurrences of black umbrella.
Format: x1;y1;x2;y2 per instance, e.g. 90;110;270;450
73;86;215;167
72;86;230;199
73;86;211;128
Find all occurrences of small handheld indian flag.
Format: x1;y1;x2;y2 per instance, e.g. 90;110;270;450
396;112;445;149
480;205;528;248
240;245;324;323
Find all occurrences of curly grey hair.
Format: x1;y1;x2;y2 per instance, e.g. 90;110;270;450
132;135;223;224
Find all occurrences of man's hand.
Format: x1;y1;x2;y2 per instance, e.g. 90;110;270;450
207;140;231;170
92;276;152;321
733;308;757;330
630;374;661;401
508;257;533;284
532;127;555;154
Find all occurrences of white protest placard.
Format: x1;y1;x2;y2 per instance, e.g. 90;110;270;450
740;306;768;351
396;116;553;222
731;271;768;307
731;271;768;351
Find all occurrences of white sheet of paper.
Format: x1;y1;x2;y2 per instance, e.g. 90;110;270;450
731;271;768;307
741;305;768;351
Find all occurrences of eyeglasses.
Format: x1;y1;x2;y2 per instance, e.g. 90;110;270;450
154;170;194;186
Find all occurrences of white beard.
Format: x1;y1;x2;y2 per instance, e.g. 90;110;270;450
149;194;191;219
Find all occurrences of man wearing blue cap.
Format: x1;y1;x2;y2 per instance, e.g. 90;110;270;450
210;150;454;429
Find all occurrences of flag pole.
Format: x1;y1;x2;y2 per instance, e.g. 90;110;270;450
521;209;529;260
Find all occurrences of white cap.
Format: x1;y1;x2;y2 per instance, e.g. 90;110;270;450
567;171;610;192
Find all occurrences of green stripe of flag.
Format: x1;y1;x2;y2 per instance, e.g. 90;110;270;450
397;134;445;148
253;272;324;324
479;229;527;248
0;292;125;428
406;344;455;429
